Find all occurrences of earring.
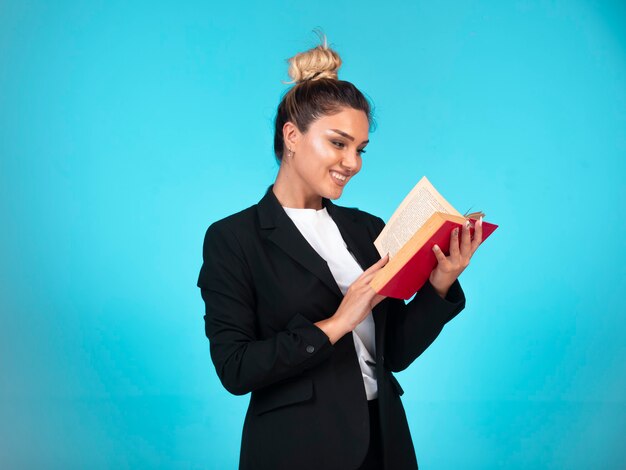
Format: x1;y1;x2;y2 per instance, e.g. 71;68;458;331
287;148;294;158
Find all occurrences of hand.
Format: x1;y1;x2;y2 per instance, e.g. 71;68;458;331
429;216;483;298
315;254;389;344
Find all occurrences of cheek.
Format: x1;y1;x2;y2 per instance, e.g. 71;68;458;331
309;139;335;162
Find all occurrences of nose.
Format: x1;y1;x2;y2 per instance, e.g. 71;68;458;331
341;150;360;173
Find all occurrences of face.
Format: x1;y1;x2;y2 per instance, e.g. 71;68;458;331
284;107;370;203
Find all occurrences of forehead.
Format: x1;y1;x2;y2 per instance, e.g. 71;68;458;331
310;108;369;139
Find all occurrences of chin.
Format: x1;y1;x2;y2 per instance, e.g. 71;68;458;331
325;187;345;200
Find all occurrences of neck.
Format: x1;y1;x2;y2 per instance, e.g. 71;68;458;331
273;165;323;210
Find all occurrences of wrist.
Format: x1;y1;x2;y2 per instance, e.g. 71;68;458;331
429;273;453;299
314;316;348;345
432;284;450;299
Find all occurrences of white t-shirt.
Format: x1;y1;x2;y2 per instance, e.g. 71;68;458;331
282;206;378;400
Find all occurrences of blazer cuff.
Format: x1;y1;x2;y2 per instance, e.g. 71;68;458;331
286;313;334;368
418;278;466;324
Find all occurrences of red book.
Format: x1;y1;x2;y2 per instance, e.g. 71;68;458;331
370;177;499;300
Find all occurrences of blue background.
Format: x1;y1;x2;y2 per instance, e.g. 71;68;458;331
1;1;624;468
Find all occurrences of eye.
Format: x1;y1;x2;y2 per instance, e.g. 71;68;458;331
331;140;366;155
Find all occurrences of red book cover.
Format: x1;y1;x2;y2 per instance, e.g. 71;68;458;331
375;219;498;300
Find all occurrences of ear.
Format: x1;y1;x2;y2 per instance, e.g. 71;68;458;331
282;121;300;154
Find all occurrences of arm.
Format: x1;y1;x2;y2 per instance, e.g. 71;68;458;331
383;278;465;372
198;222;334;396
369;216;467;372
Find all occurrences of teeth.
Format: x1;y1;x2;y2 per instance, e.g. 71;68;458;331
331;171;347;181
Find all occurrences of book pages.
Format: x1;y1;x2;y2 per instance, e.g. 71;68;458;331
374;176;462;258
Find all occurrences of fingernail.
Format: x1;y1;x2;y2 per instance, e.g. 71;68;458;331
479;215;483;226
453;228;459;236
433;244;439;251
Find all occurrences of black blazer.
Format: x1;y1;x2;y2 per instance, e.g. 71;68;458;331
197;185;466;470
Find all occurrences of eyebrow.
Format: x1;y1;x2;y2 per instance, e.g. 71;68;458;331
329;128;369;145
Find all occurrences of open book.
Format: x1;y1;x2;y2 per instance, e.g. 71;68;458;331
370;176;498;300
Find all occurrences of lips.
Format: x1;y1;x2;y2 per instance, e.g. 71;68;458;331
330;170;349;186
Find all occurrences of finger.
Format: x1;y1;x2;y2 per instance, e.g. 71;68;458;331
449;227;460;259
352;281;377;297
370;253;390;271
362;253;389;275
460;219;472;257
471;216;483;254
432;244;447;264
360;268;385;285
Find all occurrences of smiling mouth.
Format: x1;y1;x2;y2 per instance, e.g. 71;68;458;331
330;170;349;186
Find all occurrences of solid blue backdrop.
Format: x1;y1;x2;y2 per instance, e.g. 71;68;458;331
1;1;624;468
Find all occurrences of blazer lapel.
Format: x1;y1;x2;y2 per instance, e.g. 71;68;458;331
257;186;343;298
324;199;381;271
325;198;389;360
257;185;389;358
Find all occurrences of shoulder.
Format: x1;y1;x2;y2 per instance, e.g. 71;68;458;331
201;204;259;254
198;206;259;290
207;204;257;234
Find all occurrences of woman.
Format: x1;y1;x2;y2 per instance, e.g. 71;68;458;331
197;34;483;470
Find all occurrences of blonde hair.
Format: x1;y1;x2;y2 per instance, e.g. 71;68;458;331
285;30;342;84
273;30;373;163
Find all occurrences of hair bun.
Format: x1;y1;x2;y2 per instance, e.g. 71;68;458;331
286;31;342;84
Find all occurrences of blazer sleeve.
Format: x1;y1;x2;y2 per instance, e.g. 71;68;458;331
371;216;467;372
197;221;334;396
